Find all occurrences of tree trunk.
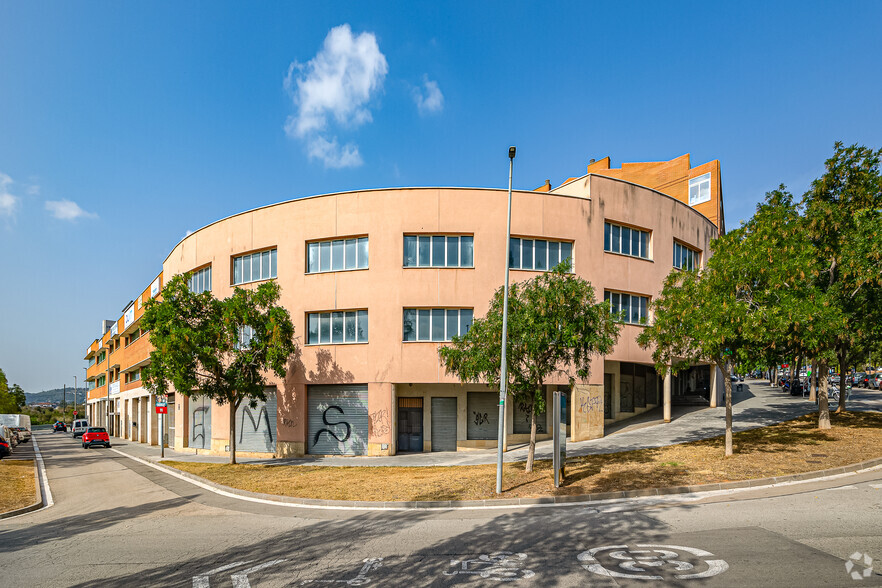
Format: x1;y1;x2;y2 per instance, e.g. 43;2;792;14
721;361;733;456
525;399;537;474
809;361;817;402
789;363;795;394
835;353;847;413
818;362;832;429
229;399;238;465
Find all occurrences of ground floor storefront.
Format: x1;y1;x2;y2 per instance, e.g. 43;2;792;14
86;359;723;458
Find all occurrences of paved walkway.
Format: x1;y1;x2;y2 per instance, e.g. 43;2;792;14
111;379;882;468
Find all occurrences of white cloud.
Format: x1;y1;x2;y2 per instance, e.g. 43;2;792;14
413;76;444;115
45;199;97;221
0;173;20;219
284;24;388;168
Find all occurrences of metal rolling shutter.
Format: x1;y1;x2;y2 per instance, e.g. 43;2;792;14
431;397;457;452
236;388;278;453
188;395;212;450
513;396;547;434
308;385;369;456
467;391;498;440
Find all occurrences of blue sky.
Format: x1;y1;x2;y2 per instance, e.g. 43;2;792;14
1;2;880;392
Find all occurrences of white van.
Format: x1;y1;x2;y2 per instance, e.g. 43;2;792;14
72;419;89;438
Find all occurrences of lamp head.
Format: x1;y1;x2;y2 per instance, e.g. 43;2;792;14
509;146;516;159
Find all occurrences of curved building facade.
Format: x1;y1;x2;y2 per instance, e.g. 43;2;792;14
85;155;724;458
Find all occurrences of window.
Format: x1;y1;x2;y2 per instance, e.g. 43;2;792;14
403;308;473;342
97;375;106;387
689;173;712;206
188;266;212;294
307;310;368;344
97;351;106;364
673;241;700;271
604;222;650;259
236;326;255;349
125;370;141;384
88;356;96;367
403;235;474;268
232;249;277;285
508;238;573;271
125;329;142;347
307;237;368;273
604;291;649;325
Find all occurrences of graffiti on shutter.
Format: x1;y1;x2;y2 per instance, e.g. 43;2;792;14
308;385;369;456
467;392;497;440
236;388;278;453
188;395;212;450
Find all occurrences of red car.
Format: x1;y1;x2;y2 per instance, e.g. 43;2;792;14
82;427;111;449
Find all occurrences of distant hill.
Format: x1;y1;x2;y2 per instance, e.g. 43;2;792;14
25;388;88;405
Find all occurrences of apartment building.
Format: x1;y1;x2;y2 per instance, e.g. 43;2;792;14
84;154;725;458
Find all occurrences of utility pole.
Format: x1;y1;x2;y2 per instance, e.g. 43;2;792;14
496;145;516;495
62;384;66;412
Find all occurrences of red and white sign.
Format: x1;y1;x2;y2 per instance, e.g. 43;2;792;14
155;405;168;414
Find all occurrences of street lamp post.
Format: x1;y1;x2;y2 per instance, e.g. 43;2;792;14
496;146;516;495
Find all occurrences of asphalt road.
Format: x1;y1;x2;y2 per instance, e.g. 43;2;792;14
2;431;882;587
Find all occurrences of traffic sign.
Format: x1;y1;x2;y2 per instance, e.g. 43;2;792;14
156;405;168;414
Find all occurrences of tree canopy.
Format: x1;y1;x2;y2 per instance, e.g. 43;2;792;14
142;275;297;464
439;263;620;472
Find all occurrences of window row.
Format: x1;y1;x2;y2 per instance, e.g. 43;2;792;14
509;238;573;272
308;311;369;345
403;235;474;268
124;370;141;384
604;222;650;259
233;249;278;285
307;237;369;273
403;308;473;342
605;291;649;325
188;266;212;294
673;242;699;271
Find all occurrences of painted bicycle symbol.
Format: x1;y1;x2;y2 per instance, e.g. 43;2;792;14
445;552;535;581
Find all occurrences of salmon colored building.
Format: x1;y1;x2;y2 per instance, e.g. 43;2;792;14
84;154;725;458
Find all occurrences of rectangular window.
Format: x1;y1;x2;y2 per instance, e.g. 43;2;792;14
508;237;574;272
604;291;650;325
403;308;474;342
689;172;712;206
307;237;369;273
232;249;277;285
403;235;475;268
673;241;700;271
188;266;212;294
307;310;368;344
237;325;255;349
604;222;650;260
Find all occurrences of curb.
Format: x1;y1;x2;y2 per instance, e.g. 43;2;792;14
115;447;882;511
0;443;46;520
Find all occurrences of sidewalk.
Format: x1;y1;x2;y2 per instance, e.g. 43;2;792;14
111;380;882;468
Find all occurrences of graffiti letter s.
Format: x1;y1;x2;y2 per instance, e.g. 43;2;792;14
313;405;352;446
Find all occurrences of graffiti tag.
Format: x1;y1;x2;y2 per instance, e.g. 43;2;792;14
240;405;273;443
313;405;351;446
192;405;209;447
281;417;298;428
579;395;603;414
370;409;391;436
473;412;490;426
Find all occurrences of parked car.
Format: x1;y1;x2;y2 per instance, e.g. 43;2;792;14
0;432;11;458
10;426;30;442
0;426;16;450
71;419;89;438
53;421;67;433
870;373;882;390
82;427;111;449
851;372;866;387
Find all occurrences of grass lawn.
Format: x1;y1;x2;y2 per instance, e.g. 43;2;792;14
167;411;882;502
0;460;37;513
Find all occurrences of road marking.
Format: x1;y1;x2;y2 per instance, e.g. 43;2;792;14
817;485;858;492
444;552;535;581
578;544;729;581
301;557;383;584
231;559;287;588
193;561;253;587
868;484;882;489
32;435;54;507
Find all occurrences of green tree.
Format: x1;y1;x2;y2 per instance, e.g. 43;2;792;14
0;369;25;413
803;143;882;414
142;275;297;464
439;263;620;473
